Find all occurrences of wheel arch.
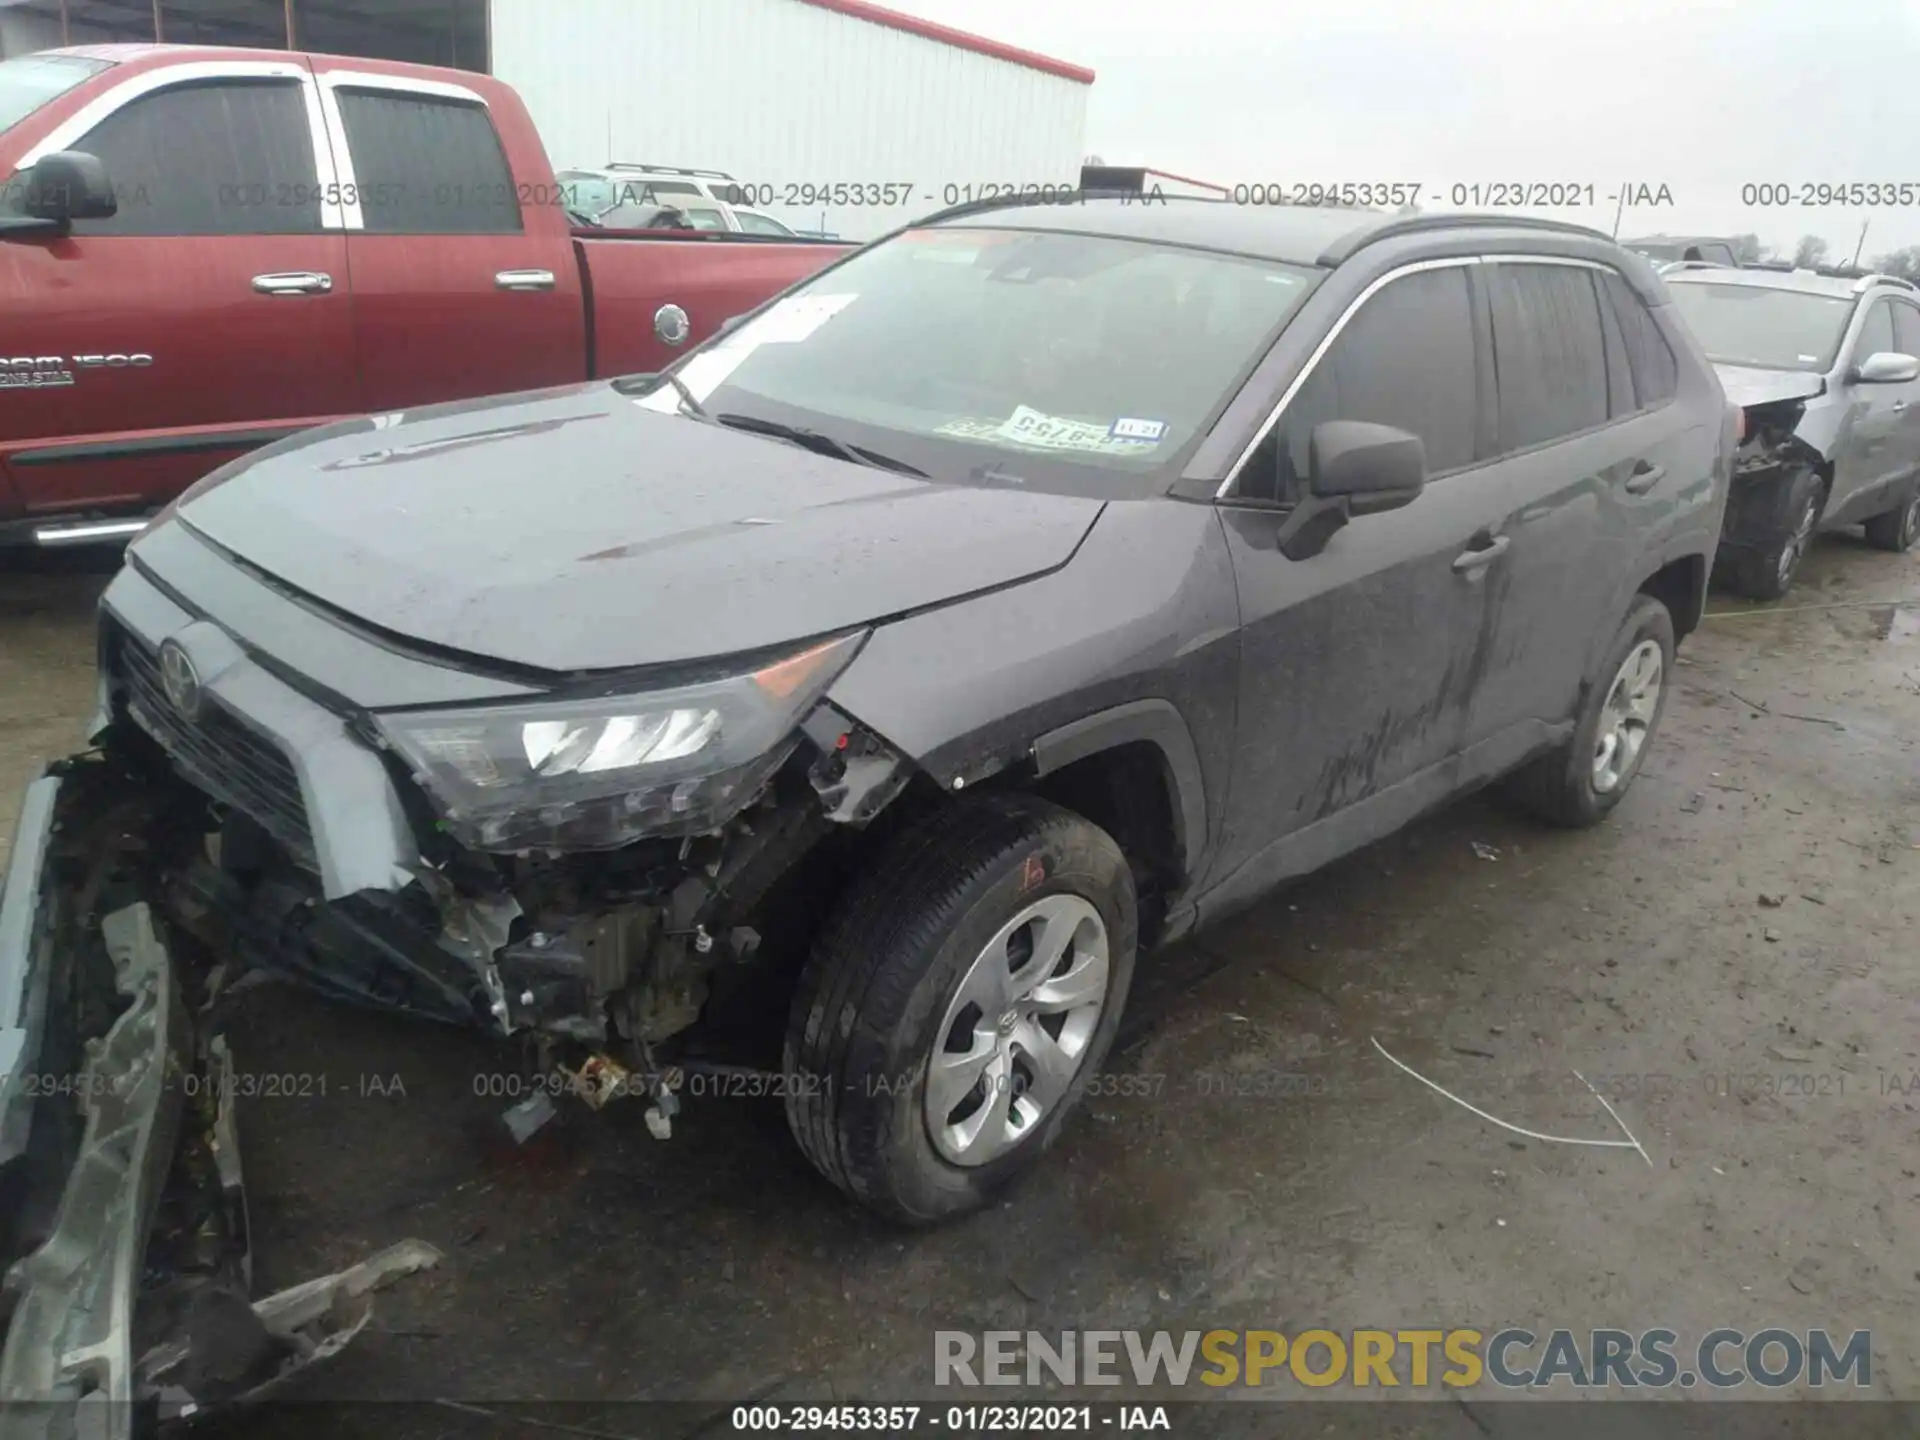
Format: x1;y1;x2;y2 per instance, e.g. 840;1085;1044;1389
1029;699;1208;895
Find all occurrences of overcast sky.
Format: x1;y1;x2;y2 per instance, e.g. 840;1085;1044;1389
891;0;1920;261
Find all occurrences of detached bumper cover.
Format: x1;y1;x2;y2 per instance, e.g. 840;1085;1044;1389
0;898;186;1440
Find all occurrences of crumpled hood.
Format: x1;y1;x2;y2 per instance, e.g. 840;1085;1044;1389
165;384;1106;674
1714;364;1827;411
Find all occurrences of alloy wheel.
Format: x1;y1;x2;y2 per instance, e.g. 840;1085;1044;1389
1592;639;1663;794
925;893;1110;1167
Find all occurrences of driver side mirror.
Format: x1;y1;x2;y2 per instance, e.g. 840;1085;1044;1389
1308;420;1427;514
1852;351;1920;385
1272;420;1427;562
20;151;116;223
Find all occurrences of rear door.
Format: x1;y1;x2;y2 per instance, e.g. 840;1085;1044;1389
1213;260;1516;878
1462;258;1701;743
0;61;356;519
310;66;583;409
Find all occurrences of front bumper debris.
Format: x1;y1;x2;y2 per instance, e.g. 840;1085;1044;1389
0;902;186;1438
0;767;440;1439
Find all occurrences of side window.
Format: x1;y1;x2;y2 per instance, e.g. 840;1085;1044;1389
1601;272;1679;409
65;79;320;236
336;88;521;235
1487;263;1609;452
1854;299;1897;363
1595;275;1636;418
1892;302;1920;359
1250;266;1478;503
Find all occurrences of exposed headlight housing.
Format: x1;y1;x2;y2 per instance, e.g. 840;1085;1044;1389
375;630;866;852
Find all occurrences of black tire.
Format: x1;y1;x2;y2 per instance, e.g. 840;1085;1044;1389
784;794;1137;1225
1500;595;1676;829
1731;466;1823;600
1862;488;1920;553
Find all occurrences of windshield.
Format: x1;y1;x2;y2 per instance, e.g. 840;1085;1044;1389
0;54;111;137
1667;281;1856;372
636;225;1318;493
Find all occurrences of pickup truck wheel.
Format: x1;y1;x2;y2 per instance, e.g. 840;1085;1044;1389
783;795;1136;1225
1500;595;1675;829
1862;490;1920;552
1732;467;1823;600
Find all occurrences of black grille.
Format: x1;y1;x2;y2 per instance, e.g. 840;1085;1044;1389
110;620;317;867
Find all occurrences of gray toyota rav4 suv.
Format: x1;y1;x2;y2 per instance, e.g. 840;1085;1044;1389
0;195;1733;1423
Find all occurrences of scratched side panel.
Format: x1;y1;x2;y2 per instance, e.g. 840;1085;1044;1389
1209;473;1510;889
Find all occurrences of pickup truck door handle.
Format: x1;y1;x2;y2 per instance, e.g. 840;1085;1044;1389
252;271;333;296
496;269;557;291
1452;533;1510;573
1623;461;1666;495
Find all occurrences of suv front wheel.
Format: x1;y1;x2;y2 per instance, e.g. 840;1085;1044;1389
1732;465;1823;600
784;795;1137;1224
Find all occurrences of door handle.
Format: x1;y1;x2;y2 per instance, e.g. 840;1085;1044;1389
496;269;557;291
1623;461;1666;495
1452;533;1510;572
252;271;332;295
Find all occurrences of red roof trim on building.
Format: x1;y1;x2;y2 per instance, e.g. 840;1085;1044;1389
795;0;1095;84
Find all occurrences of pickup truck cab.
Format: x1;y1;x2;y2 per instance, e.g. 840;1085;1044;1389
0;46;848;547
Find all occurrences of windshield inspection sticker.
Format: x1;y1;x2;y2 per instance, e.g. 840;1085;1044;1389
1110;417;1168;443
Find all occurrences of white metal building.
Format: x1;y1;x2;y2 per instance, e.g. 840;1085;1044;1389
0;0;1094;241
493;0;1094;239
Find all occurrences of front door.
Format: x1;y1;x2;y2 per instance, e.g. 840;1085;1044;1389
1211;261;1516;893
1830;297;1916;519
0;63;356;517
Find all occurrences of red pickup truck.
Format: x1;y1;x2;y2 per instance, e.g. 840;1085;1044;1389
0;45;850;547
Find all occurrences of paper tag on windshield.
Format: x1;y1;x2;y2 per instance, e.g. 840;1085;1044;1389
748;292;858;343
994;405;1165;454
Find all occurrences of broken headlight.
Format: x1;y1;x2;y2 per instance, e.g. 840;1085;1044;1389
375;631;867;852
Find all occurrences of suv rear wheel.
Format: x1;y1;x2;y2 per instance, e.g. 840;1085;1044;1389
1501;595;1675;828
784;795;1137;1224
1863;489;1920;553
1732;466;1823;600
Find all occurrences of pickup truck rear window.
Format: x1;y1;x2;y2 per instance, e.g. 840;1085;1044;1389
336;87;521;234
659;226;1318;490
0;53;110;137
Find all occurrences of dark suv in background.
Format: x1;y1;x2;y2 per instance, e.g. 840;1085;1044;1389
1;203;1733;1404
1666;265;1920;597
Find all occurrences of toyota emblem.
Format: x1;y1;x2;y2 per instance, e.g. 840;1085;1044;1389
157;639;202;720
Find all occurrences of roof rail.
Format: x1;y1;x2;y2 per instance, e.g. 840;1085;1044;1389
1316;210;1614;266
908;186;1222;230
1658;259;1728;274
603;162;737;180
1852;272;1918;293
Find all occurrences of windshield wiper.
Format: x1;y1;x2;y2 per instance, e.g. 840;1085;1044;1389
714;413;927;476
615;370;714;420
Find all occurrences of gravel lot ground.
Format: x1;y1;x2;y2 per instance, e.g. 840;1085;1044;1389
2;536;1916;1434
